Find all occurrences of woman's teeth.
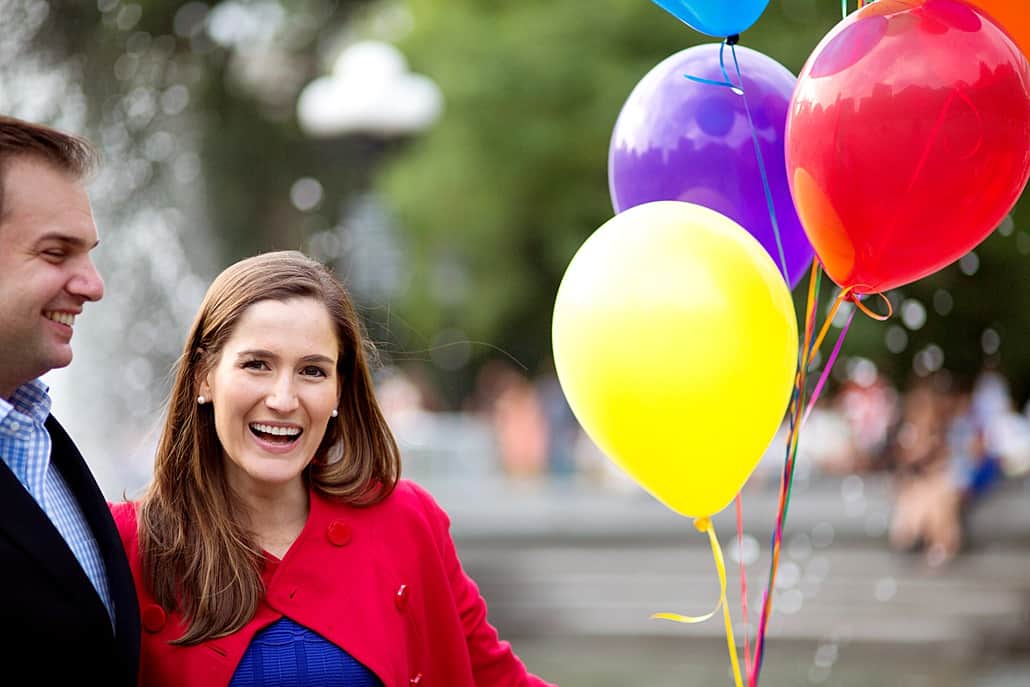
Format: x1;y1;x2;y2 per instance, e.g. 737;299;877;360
250;423;302;442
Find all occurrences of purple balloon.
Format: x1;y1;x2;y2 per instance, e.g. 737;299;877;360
609;44;814;288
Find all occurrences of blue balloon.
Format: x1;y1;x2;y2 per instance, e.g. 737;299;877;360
651;0;770;38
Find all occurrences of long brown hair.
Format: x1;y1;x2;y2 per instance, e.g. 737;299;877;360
138;250;401;644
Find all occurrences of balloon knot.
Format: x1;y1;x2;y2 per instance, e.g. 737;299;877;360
846;289;893;321
726;34;740;46
693;517;711;533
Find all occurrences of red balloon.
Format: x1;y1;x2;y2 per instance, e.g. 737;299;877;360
786;0;1030;294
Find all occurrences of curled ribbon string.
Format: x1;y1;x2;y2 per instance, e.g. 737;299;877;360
807;287;851;370
751;274;895;686
735;494;752;677
801;290;890;427
777;264;822;573
685;40;742;93
678;30;804;687
850;290;893;321
749;263;821;686
653;517;744;687
802;305;855;427
728;43;791;287
685;40;791;287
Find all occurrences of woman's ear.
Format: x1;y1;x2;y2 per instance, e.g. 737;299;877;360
194;353;213;401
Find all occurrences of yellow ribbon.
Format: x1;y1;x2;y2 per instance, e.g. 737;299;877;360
652;517;744;687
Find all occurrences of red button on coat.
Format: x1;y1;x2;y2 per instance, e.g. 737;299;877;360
142;604;167;633
326;520;352;546
395;584;409;611
409;673;423;686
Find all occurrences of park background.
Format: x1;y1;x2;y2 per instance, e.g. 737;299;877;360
4;1;1030;684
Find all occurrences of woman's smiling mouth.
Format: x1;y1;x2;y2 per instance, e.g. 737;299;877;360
249;423;303;445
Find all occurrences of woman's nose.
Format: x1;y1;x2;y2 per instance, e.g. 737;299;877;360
265;376;299;412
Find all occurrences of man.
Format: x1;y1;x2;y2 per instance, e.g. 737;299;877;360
0;116;139;683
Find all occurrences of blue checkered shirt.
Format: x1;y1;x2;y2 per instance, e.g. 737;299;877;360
0;379;115;627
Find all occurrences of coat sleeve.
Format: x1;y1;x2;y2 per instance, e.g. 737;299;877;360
409;483;558;687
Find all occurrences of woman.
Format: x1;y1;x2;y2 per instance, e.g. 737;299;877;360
111;251;555;687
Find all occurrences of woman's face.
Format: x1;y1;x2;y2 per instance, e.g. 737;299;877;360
200;297;341;496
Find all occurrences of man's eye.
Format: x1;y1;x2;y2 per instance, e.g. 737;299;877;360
42;249;66;259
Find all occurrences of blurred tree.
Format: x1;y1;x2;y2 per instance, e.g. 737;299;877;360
378;0;1030;407
45;0;382;262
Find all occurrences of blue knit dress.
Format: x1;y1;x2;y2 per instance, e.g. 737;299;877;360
229;617;383;687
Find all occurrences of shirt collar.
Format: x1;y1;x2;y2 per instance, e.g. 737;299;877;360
0;379;52;428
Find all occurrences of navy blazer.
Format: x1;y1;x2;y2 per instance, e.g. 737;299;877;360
0;415;139;684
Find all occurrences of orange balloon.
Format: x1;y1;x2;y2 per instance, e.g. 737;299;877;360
964;0;1030;57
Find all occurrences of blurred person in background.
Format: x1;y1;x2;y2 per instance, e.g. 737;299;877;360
885;376;964;566
968;368;1030;480
834;372;900;473
946;390;1003;513
943;369;1025;540
110;251;556;687
0;116;140;684
884;371;1016;567
532;358;581;479
472;359;548;479
374;364;435;437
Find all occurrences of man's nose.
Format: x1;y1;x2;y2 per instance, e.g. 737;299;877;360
69;256;104;302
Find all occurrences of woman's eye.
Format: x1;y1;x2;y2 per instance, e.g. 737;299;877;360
241;360;268;370
302;365;328;378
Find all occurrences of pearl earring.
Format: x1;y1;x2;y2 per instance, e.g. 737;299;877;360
197;395;207;404
331;408;338;418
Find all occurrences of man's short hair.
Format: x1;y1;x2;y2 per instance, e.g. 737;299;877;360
0;115;98;218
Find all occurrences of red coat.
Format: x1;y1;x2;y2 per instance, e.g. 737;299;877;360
110;480;556;687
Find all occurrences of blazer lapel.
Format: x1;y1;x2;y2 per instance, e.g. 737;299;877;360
46;416;141;667
0;454;100;593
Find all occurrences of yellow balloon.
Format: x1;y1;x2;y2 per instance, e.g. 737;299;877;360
552;201;798;518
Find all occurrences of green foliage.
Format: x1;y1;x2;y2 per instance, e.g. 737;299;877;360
379;1;691;373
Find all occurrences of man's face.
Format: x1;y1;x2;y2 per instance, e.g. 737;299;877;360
0;157;104;399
